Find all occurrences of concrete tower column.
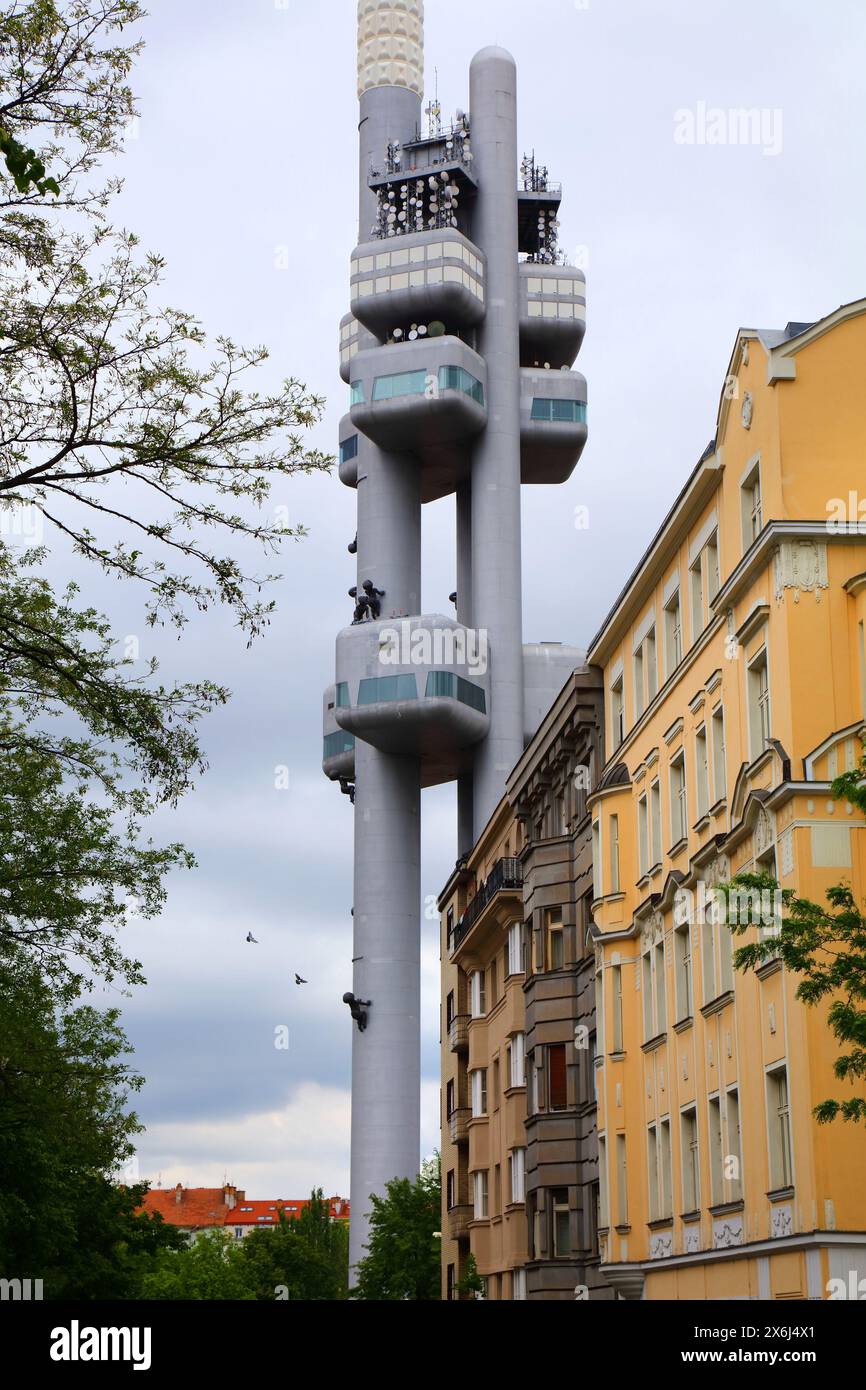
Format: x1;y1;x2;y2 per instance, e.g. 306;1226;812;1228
349;0;425;1273
468;47;525;837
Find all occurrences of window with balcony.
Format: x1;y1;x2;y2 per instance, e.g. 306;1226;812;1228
548;1043;568;1111
748;648;771;761
767;1066;793;1190
439;365;484;405
530;398;587;423
371;369;428;401
425;671;487;713
357;675;418;705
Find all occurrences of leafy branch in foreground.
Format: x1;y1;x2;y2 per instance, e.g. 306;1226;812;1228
726;870;866;1124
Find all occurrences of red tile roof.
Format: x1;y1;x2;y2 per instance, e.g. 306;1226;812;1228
140;1186;350;1229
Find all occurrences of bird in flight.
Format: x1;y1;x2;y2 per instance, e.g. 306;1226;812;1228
295;974;308;986
246;933;259;945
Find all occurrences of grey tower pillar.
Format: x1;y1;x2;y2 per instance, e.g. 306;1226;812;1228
468;48;525;837
349;0;424;1272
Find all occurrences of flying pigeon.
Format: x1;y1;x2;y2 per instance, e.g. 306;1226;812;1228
295;974;308;986
246;933;259;945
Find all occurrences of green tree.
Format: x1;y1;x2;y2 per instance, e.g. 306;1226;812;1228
240;1191;349;1301
455;1251;484;1300
0;942;183;1296
141;1230;255;1302
727;741;866;1124
352;1156;441;1301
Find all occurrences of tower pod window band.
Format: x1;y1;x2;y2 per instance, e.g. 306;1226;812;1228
425;671;487;714
371;369;429;401
530;398;587;423
438;365;484;406
357;675;419;705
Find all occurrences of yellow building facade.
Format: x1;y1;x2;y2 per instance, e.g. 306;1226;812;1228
587;300;866;1300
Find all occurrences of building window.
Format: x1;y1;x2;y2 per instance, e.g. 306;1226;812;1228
648;1122;672;1223
446;990;454;1030
741;459;763;549
551;1190;570;1258
859;621;866;714
711;705;727;802
681;1107;700;1212
509;1148;526;1204
473;1170;489;1220
546;908;564;970
634;643;645;720
529;1049;540;1115
439;364;484;405
611;676;625;750
690;558;704;643
650;779;662;868
509;1032;526;1088
339;434;359;465
616;1135;628;1227
489;957;498;1008
530;397;587;423
470;970;486;1018
598;1136;610;1228
350;380;364;405
674;922;693;1020
507;922;522;976
767;1066;793;1190
492;1058;500;1111
695;725;709;820
446;1169;456;1210
642;936;666;1041
358;675;418;705
727;1088;743;1200
646;626;658;701
708;1095;724;1205
611;964;623;1053
592;819;602;899
371;368;428;401
610;815;621;893
748;648;771;761
665;590;683;675
512;1269;527;1301
670;752;687;846
707;532;720;601
446;1264;456;1301
470;1068;488;1118
638;794;649;878
446;1078;455;1119
548;1043;568;1111
425;671;487;713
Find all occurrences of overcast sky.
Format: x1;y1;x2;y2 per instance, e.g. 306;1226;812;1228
58;0;866;1200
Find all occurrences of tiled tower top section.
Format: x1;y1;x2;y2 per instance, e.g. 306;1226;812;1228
357;0;424;98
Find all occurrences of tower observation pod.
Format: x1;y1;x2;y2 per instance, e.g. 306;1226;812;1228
325;0;590;1269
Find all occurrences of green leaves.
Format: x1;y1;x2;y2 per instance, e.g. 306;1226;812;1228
0;126;60;195
351;1156;442;1301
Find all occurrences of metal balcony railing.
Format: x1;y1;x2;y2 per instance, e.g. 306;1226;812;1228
449;1015;470;1053
449;1107;471;1145
451;857;523;952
